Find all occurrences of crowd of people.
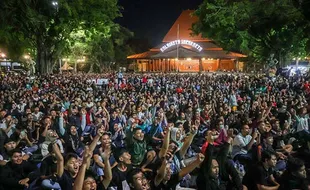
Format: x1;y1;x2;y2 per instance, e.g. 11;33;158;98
0;71;309;190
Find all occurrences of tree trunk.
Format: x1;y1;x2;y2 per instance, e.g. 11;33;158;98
36;40;53;74
36;48;42;74
88;62;94;73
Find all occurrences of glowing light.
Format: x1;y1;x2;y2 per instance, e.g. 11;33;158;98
187;58;192;61
202;58;205;60
1;53;6;58
24;55;30;59
160;40;203;52
77;59;85;63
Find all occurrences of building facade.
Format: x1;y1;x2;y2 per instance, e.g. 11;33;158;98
127;10;246;72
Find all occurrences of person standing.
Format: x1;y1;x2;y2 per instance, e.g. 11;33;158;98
118;71;123;85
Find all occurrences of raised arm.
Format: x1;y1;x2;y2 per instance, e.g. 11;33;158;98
158;124;172;159
89;128;104;152
178;153;205;180
201;131;217;179
261;106;272;121
59;113;65;136
120;101;127;116
217;138;233;178
73;146;93;190
53;142;64;178
103;107;110;122
100;145;113;189
154;158;168;187
80;110;87;132
179;125;197;158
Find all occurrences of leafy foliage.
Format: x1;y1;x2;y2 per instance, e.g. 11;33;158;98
193;0;310;66
0;0;122;73
67;23;133;73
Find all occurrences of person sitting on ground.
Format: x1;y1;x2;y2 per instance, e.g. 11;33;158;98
56;128;104;190
232;124;259;166
279;157;309;190
110;149;132;190
127;127;156;171
39;143;61;190
0;148;38;190
197;130;244;190
73;146;112;190
242;150;280;190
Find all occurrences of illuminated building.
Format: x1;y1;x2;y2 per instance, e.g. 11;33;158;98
127;10;246;72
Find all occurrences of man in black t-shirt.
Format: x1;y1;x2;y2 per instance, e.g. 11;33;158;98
279;157;309;190
110;149;132;190
58;153;79;190
243;151;280;190
153;153;205;190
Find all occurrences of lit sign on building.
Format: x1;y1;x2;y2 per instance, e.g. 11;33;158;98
160;40;203;52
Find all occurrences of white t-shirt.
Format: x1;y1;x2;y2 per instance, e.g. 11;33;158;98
32;112;43;121
148;79;154;84
296;115;309;132
0;122;15;137
232;134;253;158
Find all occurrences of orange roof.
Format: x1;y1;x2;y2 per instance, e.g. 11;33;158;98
127;51;158;59
228;52;247;58
162;10;211;42
127;10;247;59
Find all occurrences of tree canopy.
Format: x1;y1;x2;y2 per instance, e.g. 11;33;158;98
193;0;310;67
0;0;128;73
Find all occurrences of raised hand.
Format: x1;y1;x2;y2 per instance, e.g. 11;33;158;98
97;128;104;137
101;145;111;160
190;125;198;135
207;130;219;143
82;146;93;164
165;151;174;162
81;109;87;115
196;153;205;163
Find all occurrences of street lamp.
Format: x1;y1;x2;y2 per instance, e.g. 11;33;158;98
52;1;59;12
0;53;7;68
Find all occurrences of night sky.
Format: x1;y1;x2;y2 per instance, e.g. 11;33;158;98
117;0;204;47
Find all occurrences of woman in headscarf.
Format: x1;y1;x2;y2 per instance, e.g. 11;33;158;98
64;125;84;156
41;129;63;157
170;127;184;148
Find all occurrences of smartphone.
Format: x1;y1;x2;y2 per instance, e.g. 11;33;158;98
20;130;27;139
